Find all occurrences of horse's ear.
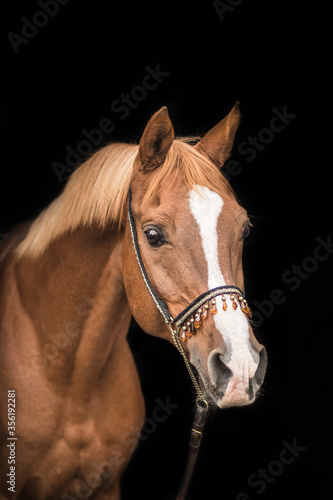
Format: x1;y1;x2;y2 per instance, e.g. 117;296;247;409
139;106;174;171
195;102;241;168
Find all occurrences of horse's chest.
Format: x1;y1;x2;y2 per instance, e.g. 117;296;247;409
63;418;97;449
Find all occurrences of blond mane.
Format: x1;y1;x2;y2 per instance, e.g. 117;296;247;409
15;138;232;259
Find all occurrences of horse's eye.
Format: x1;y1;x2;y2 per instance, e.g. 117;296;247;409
242;223;251;240
145;228;165;247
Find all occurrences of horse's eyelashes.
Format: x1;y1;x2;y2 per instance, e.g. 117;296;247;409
243;224;251;240
242;221;253;241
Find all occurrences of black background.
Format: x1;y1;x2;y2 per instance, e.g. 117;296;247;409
2;1;332;499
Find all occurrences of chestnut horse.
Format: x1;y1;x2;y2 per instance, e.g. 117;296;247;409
0;103;267;499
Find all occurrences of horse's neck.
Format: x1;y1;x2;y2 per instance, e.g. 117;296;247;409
15;225;131;407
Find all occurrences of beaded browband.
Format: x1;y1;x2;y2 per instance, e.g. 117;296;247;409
128;186;252;343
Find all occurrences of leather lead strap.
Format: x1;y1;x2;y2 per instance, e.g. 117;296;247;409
175;405;209;500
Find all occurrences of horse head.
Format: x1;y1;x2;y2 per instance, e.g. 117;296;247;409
123;104;267;408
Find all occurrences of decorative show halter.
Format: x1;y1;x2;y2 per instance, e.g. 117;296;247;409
127;186;253;500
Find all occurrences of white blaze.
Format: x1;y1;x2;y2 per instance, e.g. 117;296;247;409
189;185;225;288
189;186;258;396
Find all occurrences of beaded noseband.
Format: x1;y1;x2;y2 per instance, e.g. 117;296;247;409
173;285;252;341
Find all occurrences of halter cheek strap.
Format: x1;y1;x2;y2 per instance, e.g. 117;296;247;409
128;186;173;324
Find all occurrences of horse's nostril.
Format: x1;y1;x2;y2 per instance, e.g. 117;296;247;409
208;351;232;389
253;347;268;388
246;381;254;400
